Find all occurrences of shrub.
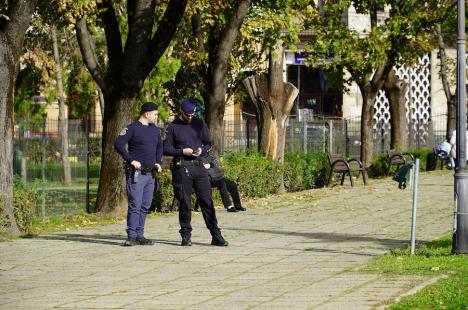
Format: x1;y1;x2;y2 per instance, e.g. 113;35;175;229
370;148;437;177
151;170;174;212
13;177;38;233
284;152;329;191
223;151;281;197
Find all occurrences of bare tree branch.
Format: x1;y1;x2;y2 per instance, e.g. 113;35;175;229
145;0;189;76
98;1;123;77
75;17;107;92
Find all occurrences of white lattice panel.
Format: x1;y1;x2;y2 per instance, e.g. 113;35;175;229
373;54;431;144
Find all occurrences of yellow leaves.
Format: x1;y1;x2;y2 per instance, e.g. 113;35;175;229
54;0;98;24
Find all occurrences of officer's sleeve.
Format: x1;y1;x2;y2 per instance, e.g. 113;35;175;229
114;125;134;163
200;122;212;156
163;124;183;156
156;127;163;164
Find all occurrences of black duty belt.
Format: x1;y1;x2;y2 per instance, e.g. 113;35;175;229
180;159;203;167
140;167;155;174
124;163;154;174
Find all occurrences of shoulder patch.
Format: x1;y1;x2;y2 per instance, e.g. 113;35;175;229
119;128;128;136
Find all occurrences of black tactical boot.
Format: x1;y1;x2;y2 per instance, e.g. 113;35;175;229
123;238;139;246
181;235;192;246
136;236;154;245
211;233;229;246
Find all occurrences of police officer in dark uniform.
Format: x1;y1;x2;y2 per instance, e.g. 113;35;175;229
114;102;163;246
163;98;228;246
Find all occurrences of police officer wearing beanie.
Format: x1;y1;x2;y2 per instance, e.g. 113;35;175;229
115;102;163;246
163;98;228;246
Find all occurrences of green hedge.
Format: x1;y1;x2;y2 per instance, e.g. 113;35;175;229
11;177;38;233
151;151;330;211
369;148;438;177
222;151;282;197
284;152;329;191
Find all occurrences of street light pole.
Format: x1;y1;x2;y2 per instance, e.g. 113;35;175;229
453;0;468;254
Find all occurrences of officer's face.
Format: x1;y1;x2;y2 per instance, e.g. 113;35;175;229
181;110;196;123
145;111;158;124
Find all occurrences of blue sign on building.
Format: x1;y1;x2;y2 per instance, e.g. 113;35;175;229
295;53;306;64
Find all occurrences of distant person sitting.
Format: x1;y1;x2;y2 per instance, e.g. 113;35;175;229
436;140;454;169
196;155;246;213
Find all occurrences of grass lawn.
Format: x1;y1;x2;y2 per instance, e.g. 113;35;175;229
363;235;468;309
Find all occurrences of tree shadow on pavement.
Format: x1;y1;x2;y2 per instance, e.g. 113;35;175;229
35;234;180;246
226;227;411;249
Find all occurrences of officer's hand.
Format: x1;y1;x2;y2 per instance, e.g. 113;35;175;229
131;160;141;170
182;148;194;156
192;147;202;157
155;163;162;173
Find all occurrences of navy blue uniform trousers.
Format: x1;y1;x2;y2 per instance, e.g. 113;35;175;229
126;173;155;239
171;165;220;238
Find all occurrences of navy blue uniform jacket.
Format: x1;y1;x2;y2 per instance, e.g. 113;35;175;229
114;121;163;168
163;117;212;160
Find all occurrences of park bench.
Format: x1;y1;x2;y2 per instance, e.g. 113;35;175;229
386;149;415;176
327;154;367;187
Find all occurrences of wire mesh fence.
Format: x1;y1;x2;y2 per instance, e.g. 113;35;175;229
14;118;101;218
14;113;448;218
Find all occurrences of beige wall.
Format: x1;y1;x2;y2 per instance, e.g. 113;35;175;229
431;48;455;116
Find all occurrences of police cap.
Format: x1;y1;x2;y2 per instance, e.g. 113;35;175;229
180;98;198;114
140;102;158;114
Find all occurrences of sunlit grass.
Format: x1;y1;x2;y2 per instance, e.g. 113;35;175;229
364;235;468;309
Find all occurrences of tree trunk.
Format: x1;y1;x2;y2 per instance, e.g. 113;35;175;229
202;0;252;157
359;85;379;169
0;0;38;235
98;88;105;119
51;26;71;186
75;0;188;215
0;38;19;235
243;42;298;194
204;83;228;158
384;69;408;151
447;95;456;140
95;96;136;215
357;63;390;169
436;23;457;141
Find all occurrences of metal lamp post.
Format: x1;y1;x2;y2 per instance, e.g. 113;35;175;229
453;0;468;254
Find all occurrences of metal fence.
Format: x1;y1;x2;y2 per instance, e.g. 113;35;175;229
14;113;448;218
222;113;448;157
14;118;100;218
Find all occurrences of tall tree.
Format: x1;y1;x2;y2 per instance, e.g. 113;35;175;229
167;0;311;156
306;1;438;167
0;0;38;234
435;7;458;141
72;0;188;215
306;1;389;167
51;26;71;186
243;41;298;193
384;69;408;150
188;0;253;157
437;25;456;141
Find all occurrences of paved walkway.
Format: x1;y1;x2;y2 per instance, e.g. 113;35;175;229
0;171;454;309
